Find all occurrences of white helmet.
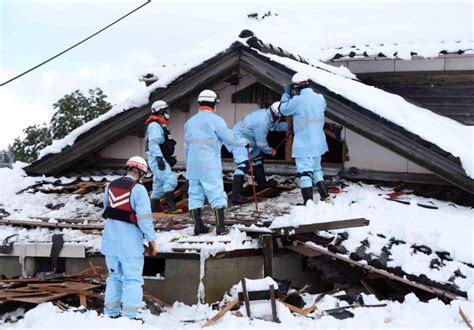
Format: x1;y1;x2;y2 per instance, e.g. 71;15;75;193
197;89;219;104
292;72;310;86
270;102;281;119
151;100;170;119
125;156;148;175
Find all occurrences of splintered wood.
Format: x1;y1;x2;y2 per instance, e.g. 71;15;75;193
0;281;100;305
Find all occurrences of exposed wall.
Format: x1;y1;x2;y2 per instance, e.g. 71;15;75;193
98;76;431;174
99;135;146;159
99;75;262;162
343;127;431;173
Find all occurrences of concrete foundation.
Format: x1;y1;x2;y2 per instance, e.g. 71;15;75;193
0;251;324;305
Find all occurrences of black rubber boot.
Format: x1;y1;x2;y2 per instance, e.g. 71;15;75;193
253;164;277;191
150;199;162;212
191;208;209;235
232;175;251;205
301;187;313;205
214;207;228;236
316;181;332;203
164;191;176;213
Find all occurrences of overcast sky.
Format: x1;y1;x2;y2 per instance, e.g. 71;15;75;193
0;0;256;150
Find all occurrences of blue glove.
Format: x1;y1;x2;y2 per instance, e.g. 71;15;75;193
283;84;292;95
156;157;166;171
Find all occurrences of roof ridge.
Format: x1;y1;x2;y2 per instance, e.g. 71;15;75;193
238;29;358;81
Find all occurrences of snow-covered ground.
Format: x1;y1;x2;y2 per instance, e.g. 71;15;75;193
2;291;473;329
1;164;474;327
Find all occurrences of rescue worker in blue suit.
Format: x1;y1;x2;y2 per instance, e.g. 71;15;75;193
184;89;246;235
101;156;157;319
232;102;288;204
146;100;178;213
280;72;331;205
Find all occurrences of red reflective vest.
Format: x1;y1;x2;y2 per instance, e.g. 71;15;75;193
102;177;139;225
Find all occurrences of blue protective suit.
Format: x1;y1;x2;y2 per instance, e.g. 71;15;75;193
233;108;288;175
280;87;328;188
146;121;178;199
184;109;244;210
101;174;156;318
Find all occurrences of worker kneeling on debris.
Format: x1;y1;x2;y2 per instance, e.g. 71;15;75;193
231;102;288;204
146;100;178;213
101;156;157;319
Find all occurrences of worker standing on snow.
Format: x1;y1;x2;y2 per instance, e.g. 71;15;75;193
101;156;157;320
280;72;331;205
184;89;245;235
146;100;178;213
231;102;288;204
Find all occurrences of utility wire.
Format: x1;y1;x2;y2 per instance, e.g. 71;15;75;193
1;0;151;87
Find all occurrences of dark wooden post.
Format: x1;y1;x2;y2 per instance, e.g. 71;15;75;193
269;285;278;322
241;278;251;318
263;234;273;277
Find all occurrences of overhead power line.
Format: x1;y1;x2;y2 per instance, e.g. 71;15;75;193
1;0;151;87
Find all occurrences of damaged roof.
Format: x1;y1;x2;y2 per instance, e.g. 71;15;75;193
25;38;474;193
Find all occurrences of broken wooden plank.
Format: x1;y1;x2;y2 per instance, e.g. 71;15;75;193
459;307;473;330
280;301;313;317
294;241;464;300
143;292;171;308
79;294;87;308
7;292;69;304
202;298;239;328
272;218;370;235
0;218;104;230
285;244;322;257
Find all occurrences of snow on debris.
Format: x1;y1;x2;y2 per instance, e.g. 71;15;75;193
233;277;279;292
269;183;474;293
2;292;473;328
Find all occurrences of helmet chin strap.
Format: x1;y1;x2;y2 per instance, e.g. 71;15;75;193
127;168;144;181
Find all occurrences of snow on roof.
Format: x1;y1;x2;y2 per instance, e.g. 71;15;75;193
244;2;473;61
36;37;474;179
261;52;474;178
37;61;202;160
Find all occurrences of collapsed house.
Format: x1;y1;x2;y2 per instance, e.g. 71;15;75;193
1;22;473;325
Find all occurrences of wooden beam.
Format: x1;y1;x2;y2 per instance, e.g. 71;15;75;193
263;234;274;277
202;298;239;328
273;218;370;235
